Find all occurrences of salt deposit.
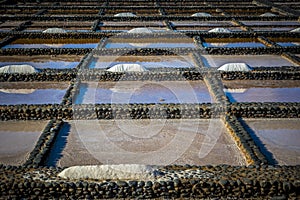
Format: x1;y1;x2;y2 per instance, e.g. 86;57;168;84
42;28;67;33
58;164;157;180
114;12;136;17
0;65;40;73
208;28;231;33
217;63;252;71
127;28;155;33
260;12;277;17
0;89;36;94
107;63;148;72
223;88;247;93
127;27;170;33
191;12;212;17
290;28;300;32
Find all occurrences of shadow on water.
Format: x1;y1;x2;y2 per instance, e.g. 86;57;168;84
74;83;88;104
224;91;237;103
238;118;278;165
45;123;71;167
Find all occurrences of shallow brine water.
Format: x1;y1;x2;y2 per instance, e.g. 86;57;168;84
201;55;296;67
0;55;82;69
225;87;300;103
24;29;91;33
75;81;212;104
176;27;243;32
241;21;300;26
45;119;245;167
89;55;195;69
3;43;98;49
0;61;79;69
0;121;48;166
105;42;196;48
244;118;300;165
252;27;295;32
202;42;265;48
171;21;233;26
277;42;300;47
0;82;69;105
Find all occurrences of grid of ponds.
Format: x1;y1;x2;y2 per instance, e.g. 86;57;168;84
0;0;299;170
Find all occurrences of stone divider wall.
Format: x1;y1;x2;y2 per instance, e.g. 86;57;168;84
0;36;16;48
221;69;300;80
1;31;299;40
0;14;298;21
4;67;299;83
204;46;299;55
1;102;299;121
23;120;63;167
77;70;203;81
0;164;298;199
229;102;300;118
0;69;76;82
222;115;268;165
0;48;92;56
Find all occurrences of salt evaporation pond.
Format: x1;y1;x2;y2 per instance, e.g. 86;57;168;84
75;81;212;104
89;55;195;69
105;43;196;48
25;21;93;32
0;55;82;69
201;55;296;67
2;39;99;49
241;21;300;26
45;119;245;167
244;118;300;165
277;42;300;47
0;121;48;166
105;37;196;48
0;82;69;105
202;38;265;48
203;42;265;48
223;80;300;103
3;43;97;49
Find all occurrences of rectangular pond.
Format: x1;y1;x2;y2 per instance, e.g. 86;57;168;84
171;21;234;27
171;21;243;31
75;81;212;104
0;55;83;69
0;121;48;166
105;38;197;48
268;37;300;47
251;27;296;32
222;80;300;103
98;21;165;32
201;54;296;68
2;38;99;49
0;82;69;105
45;119;245;167
89;55;196;69
105;9;158;15
241;21;300;26
25;21;93;32
202;38;265;48
175;27;243;32
243;118;300;165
